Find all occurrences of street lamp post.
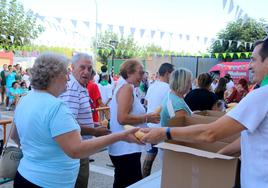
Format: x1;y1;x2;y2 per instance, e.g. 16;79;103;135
109;40;118;76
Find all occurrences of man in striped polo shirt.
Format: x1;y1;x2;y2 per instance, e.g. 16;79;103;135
60;53;110;188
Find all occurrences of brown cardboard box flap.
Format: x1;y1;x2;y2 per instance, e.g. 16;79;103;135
156;142;235;160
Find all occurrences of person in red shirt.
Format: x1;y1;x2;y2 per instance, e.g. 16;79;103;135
87;70;103;123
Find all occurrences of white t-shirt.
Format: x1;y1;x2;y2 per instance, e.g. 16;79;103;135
145;80;170;128
22;74;30;88
227;85;268;188
98;83;113;105
226;80;235;90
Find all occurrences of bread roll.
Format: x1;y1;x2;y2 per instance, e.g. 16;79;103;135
124;125;144;140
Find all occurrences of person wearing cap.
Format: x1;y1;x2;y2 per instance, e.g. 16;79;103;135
141;38;268;187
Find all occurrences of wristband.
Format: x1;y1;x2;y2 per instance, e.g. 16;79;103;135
166;127;172;140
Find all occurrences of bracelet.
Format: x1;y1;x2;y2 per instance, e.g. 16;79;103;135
166;127;172;140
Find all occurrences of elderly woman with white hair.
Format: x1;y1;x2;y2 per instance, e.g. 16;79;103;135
10;53;141;188
160;68;193;126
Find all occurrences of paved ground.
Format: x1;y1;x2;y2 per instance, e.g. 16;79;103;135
0;105;162;188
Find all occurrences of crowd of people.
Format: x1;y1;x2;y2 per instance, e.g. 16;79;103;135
2;37;267;188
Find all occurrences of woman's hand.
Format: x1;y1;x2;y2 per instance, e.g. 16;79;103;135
140;127;166;144
147;113;160;124
120;127;144;144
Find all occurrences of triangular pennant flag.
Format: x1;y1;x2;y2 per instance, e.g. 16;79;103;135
1;34;6;39
236;52;241;58
160;31;165;39
179;33;183;40
38;15;45;22
211;38;216;44
10;35;14;43
222;53;227;59
140;29;145;38
244;42;247;48
229;53;234;58
169;32;173;38
222;0;228;9
215;53;219;58
237;9;243;19
83;21;90;28
150;30;156;39
204;37;208;44
228;40;232;47
130;27;136;36
237;41;241;49
219;39;223;46
55;17;61;23
244;52;250;58
119;26;124;35
186;35;190;41
235;6;239;17
196;36;200;41
228;0;234;14
96;23;102;31
20;37;25;44
249;43;253;49
108;24;113;32
71;19;77;28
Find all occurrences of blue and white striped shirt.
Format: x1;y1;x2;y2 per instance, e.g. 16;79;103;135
59;74;94;139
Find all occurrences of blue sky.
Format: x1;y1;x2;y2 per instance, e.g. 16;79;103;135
19;0;268;52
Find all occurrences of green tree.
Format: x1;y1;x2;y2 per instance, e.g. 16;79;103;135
92;31;140;63
0;0;44;50
210;18;267;54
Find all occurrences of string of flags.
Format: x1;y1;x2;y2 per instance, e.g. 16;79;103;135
1;44;252;59
222;0;249;21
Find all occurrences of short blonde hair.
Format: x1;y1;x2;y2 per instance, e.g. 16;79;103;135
169;68;192;94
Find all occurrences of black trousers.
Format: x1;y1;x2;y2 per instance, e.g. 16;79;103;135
14;171;41;188
110;152;142;188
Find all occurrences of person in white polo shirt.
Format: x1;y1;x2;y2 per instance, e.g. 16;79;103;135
141;38;268;188
60;53;110;188
142;62;174;177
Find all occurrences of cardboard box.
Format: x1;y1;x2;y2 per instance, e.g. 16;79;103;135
167;116;239;144
157;142;239;188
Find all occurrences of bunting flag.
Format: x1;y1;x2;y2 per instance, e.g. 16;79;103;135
96;23;102;31
237;41;241;48
186;35;190;41
1;34;6;39
222;0;228;9
228;40;232;47
235;5;239;17
219;39;223;46
211;38;216;44
119;26;124;35
244;52;250;58
83;21;90;28
160;31;165;39
228;0;234;14
204;37;208;44
151;30;155;39
140;29;145;38
236;52;241;58
10;35;14;43
215;53;219;58
20;37;25;44
130;27;136;36
196;36;200;41
55;17;61;23
222;53;227;59
71;19;77;28
108;24;113;32
237;9;243;19
179;33;183;40
249;43;253;49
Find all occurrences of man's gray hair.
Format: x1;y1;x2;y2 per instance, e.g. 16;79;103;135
30;53;69;90
71;53;93;65
169;68;192;94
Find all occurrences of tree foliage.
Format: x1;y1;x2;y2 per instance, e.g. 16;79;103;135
210;18;267;53
0;0;44;49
